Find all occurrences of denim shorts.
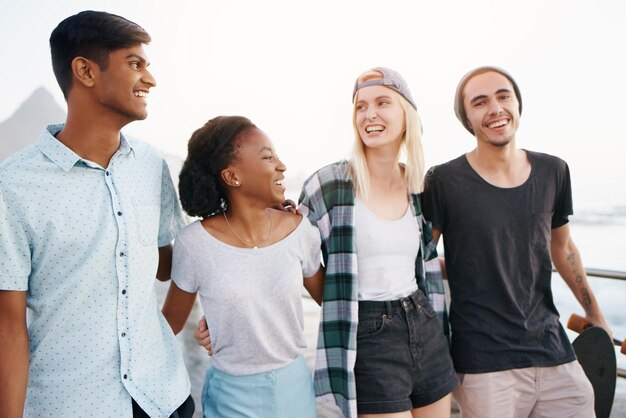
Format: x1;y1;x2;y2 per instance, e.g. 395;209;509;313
355;289;459;414
201;354;315;418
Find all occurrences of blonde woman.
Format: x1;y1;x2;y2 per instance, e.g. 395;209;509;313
298;68;457;418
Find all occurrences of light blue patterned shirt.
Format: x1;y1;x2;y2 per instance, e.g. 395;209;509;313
0;125;190;418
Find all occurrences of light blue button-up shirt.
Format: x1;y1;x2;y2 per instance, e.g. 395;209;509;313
0;125;190;418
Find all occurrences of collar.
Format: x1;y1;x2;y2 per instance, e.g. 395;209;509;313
36;124;134;171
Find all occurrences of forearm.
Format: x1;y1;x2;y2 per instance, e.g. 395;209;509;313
162;283;197;334
0;324;29;417
156;245;173;281
0;290;28;417
552;238;604;320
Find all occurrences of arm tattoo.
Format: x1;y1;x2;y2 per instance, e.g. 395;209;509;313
567;251;591;309
580;288;592;310
566;251;584;283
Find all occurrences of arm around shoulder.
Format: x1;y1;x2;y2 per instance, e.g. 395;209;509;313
0;290;29;418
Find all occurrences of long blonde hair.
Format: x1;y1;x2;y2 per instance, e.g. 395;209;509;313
350;70;425;199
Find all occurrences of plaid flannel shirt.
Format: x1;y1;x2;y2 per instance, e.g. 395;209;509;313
298;160;447;418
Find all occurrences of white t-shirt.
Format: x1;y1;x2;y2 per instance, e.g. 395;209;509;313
171;216;321;375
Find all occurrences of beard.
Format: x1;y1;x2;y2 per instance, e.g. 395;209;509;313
487;135;514;147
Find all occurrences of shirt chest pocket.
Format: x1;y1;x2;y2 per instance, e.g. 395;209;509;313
133;198;161;246
531;188;554;246
531;210;553;248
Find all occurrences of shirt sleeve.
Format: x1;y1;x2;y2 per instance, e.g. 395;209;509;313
297;176;319;224
299;217;322;278
170;234;199;293
421;166;446;232
0;188;31;290
552;159;573;229
298;170;333;266
158;159;186;247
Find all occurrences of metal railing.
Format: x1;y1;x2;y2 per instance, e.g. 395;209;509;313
586;267;626;281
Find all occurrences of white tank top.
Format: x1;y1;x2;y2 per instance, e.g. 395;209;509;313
355;198;420;301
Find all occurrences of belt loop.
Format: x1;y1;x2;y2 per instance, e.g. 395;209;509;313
385;301;393;318
409;290;421;310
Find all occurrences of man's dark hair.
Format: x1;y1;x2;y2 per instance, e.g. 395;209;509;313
49;10;151;98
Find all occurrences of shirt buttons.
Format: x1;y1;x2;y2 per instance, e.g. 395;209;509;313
119;252;125;257
122;289;127;295
121;332;126;337
105;171;110;176
123;374;128;379
117;211;123;216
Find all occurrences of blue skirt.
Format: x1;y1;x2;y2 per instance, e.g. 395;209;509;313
201;355;315;418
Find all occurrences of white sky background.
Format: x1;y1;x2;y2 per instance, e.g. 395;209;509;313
1;0;625;207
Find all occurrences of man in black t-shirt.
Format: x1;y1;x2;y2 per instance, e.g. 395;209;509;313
422;66;611;418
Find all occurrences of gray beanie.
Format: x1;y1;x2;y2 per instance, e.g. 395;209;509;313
454;66;522;134
352;67;417;110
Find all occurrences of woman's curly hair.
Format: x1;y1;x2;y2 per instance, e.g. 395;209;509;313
178;116;256;218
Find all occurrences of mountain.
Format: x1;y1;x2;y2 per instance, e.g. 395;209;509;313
0;88;183;178
0;87;66;161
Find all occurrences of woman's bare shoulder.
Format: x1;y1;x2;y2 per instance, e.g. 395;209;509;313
269;208;303;238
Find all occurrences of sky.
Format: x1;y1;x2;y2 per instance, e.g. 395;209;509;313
1;0;625;207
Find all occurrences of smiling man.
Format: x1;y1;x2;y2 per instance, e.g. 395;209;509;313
0;11;192;418
422;66;611;418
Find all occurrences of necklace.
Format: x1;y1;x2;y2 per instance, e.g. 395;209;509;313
223;210;272;249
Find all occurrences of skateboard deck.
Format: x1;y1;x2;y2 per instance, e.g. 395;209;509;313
572;326;616;418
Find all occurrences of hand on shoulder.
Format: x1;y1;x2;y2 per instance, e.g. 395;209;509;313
272;198;298;214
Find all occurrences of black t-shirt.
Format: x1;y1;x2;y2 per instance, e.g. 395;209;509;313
422;150;576;373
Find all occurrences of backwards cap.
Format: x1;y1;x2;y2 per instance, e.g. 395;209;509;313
352;67;417;110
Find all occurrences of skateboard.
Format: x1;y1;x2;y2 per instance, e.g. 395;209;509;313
568;313;626;354
567;314;617;418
